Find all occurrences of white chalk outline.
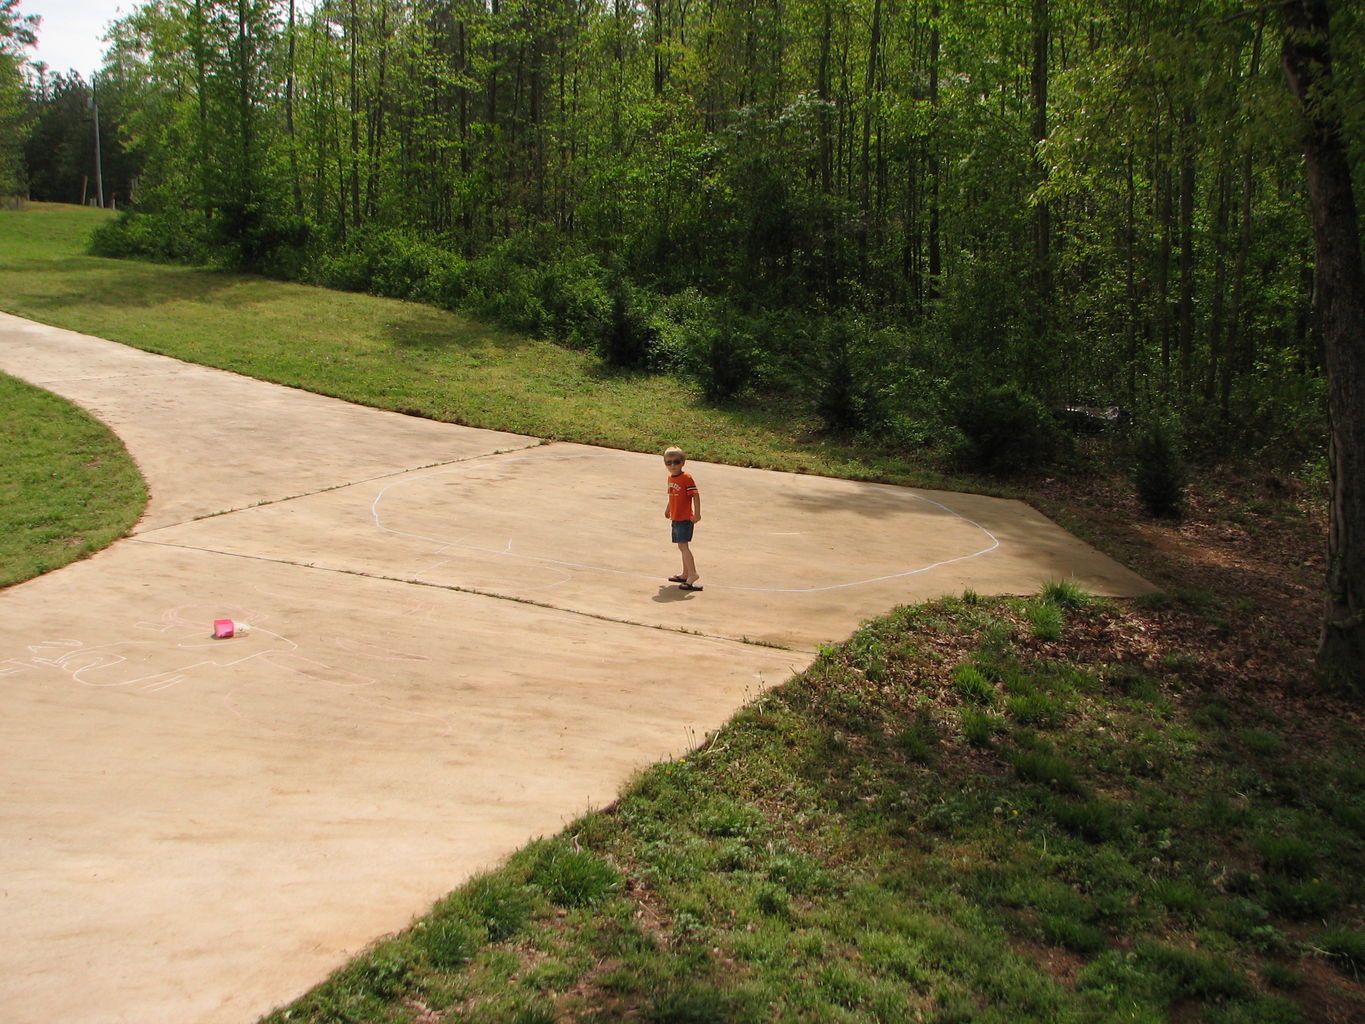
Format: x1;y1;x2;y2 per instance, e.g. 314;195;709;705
368;450;1001;594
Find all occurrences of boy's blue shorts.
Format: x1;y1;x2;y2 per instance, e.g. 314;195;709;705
671;520;695;543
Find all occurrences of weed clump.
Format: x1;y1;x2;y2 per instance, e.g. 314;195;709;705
1318;926;1365;978
525;841;620;908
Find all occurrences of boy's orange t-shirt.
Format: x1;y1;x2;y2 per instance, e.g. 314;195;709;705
667;472;698;521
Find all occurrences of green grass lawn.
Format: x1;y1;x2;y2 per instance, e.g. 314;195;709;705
0;371;146;586
2;203;1360;1022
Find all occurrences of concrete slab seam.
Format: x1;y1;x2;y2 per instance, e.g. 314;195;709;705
125;536;807;653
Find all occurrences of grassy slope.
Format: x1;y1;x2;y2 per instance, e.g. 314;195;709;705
2;205;1361;1022
0;204;959;490
0;373;147;586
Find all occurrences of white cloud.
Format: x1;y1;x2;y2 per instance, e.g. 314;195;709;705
23;0;127;80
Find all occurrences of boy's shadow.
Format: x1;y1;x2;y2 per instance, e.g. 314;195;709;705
653;585;699;603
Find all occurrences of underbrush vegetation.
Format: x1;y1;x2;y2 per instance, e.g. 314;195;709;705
265;593;1365;1023
87;212;1299;482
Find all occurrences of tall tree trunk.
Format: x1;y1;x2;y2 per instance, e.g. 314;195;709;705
1030;0;1052;347
1222;146;1253;419
236;0;254;190
1124;153;1139;401
858;0;882;276
927;0;940;301
348;0;361;229
1177;105;1197;395
286;0;302;215
1282;0;1365;688
1224;21;1264;420
1204;166;1231;405
1155;150;1174;381
651;0;665;96
365;0;388;220
190;0;211;223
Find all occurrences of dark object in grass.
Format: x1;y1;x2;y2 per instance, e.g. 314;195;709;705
1318;926;1365;978
1053;404;1129;434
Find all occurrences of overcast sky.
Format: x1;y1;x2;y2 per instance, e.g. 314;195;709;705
23;0;128;80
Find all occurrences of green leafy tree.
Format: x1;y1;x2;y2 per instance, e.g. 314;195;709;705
1;0;39;197
23;72;139;206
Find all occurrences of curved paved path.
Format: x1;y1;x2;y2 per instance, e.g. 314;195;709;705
0;311;1153;1023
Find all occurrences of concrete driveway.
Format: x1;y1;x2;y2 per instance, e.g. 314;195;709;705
0;311;1154;1023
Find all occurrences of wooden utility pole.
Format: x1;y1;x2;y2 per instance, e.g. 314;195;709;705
91;82;104;208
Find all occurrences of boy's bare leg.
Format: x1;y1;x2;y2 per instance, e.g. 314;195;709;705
678;542;698;584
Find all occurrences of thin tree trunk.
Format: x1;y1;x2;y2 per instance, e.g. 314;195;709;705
1125;153;1139;401
191;0;211;223
858;0;882;275
1224;21;1263;419
348;0;360;229
365;0;388;220
1154;127;1174;382
927;0;940;301
1031;0;1052;344
1205;167;1231;404
1222;146;1253;418
286;0;302;215
1177;105;1196;394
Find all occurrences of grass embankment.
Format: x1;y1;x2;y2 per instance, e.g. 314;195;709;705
264;587;1365;1024
2;204;1361;1021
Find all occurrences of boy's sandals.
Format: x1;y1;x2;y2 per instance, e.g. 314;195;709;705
668;575;687;583
679;581;703;591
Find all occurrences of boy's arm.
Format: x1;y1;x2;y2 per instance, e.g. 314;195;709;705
691;492;702;522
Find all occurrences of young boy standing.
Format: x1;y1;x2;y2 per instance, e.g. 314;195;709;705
663;446;702;591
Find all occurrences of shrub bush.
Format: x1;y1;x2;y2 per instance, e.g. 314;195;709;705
812;320;868;433
304;228;460;301
533;247;612;348
209;200;311;275
1132;415;1188;518
89;208;210;264
650;290;754;400
781;317;893;435
954;384;1066;475
597;277;657;367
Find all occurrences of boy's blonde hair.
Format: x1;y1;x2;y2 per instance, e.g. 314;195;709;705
664;446;685;460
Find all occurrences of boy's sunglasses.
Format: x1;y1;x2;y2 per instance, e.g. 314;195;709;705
664;458;683;465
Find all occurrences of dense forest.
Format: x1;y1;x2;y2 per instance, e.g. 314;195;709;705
3;0;1363;680
3;0;1355;438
